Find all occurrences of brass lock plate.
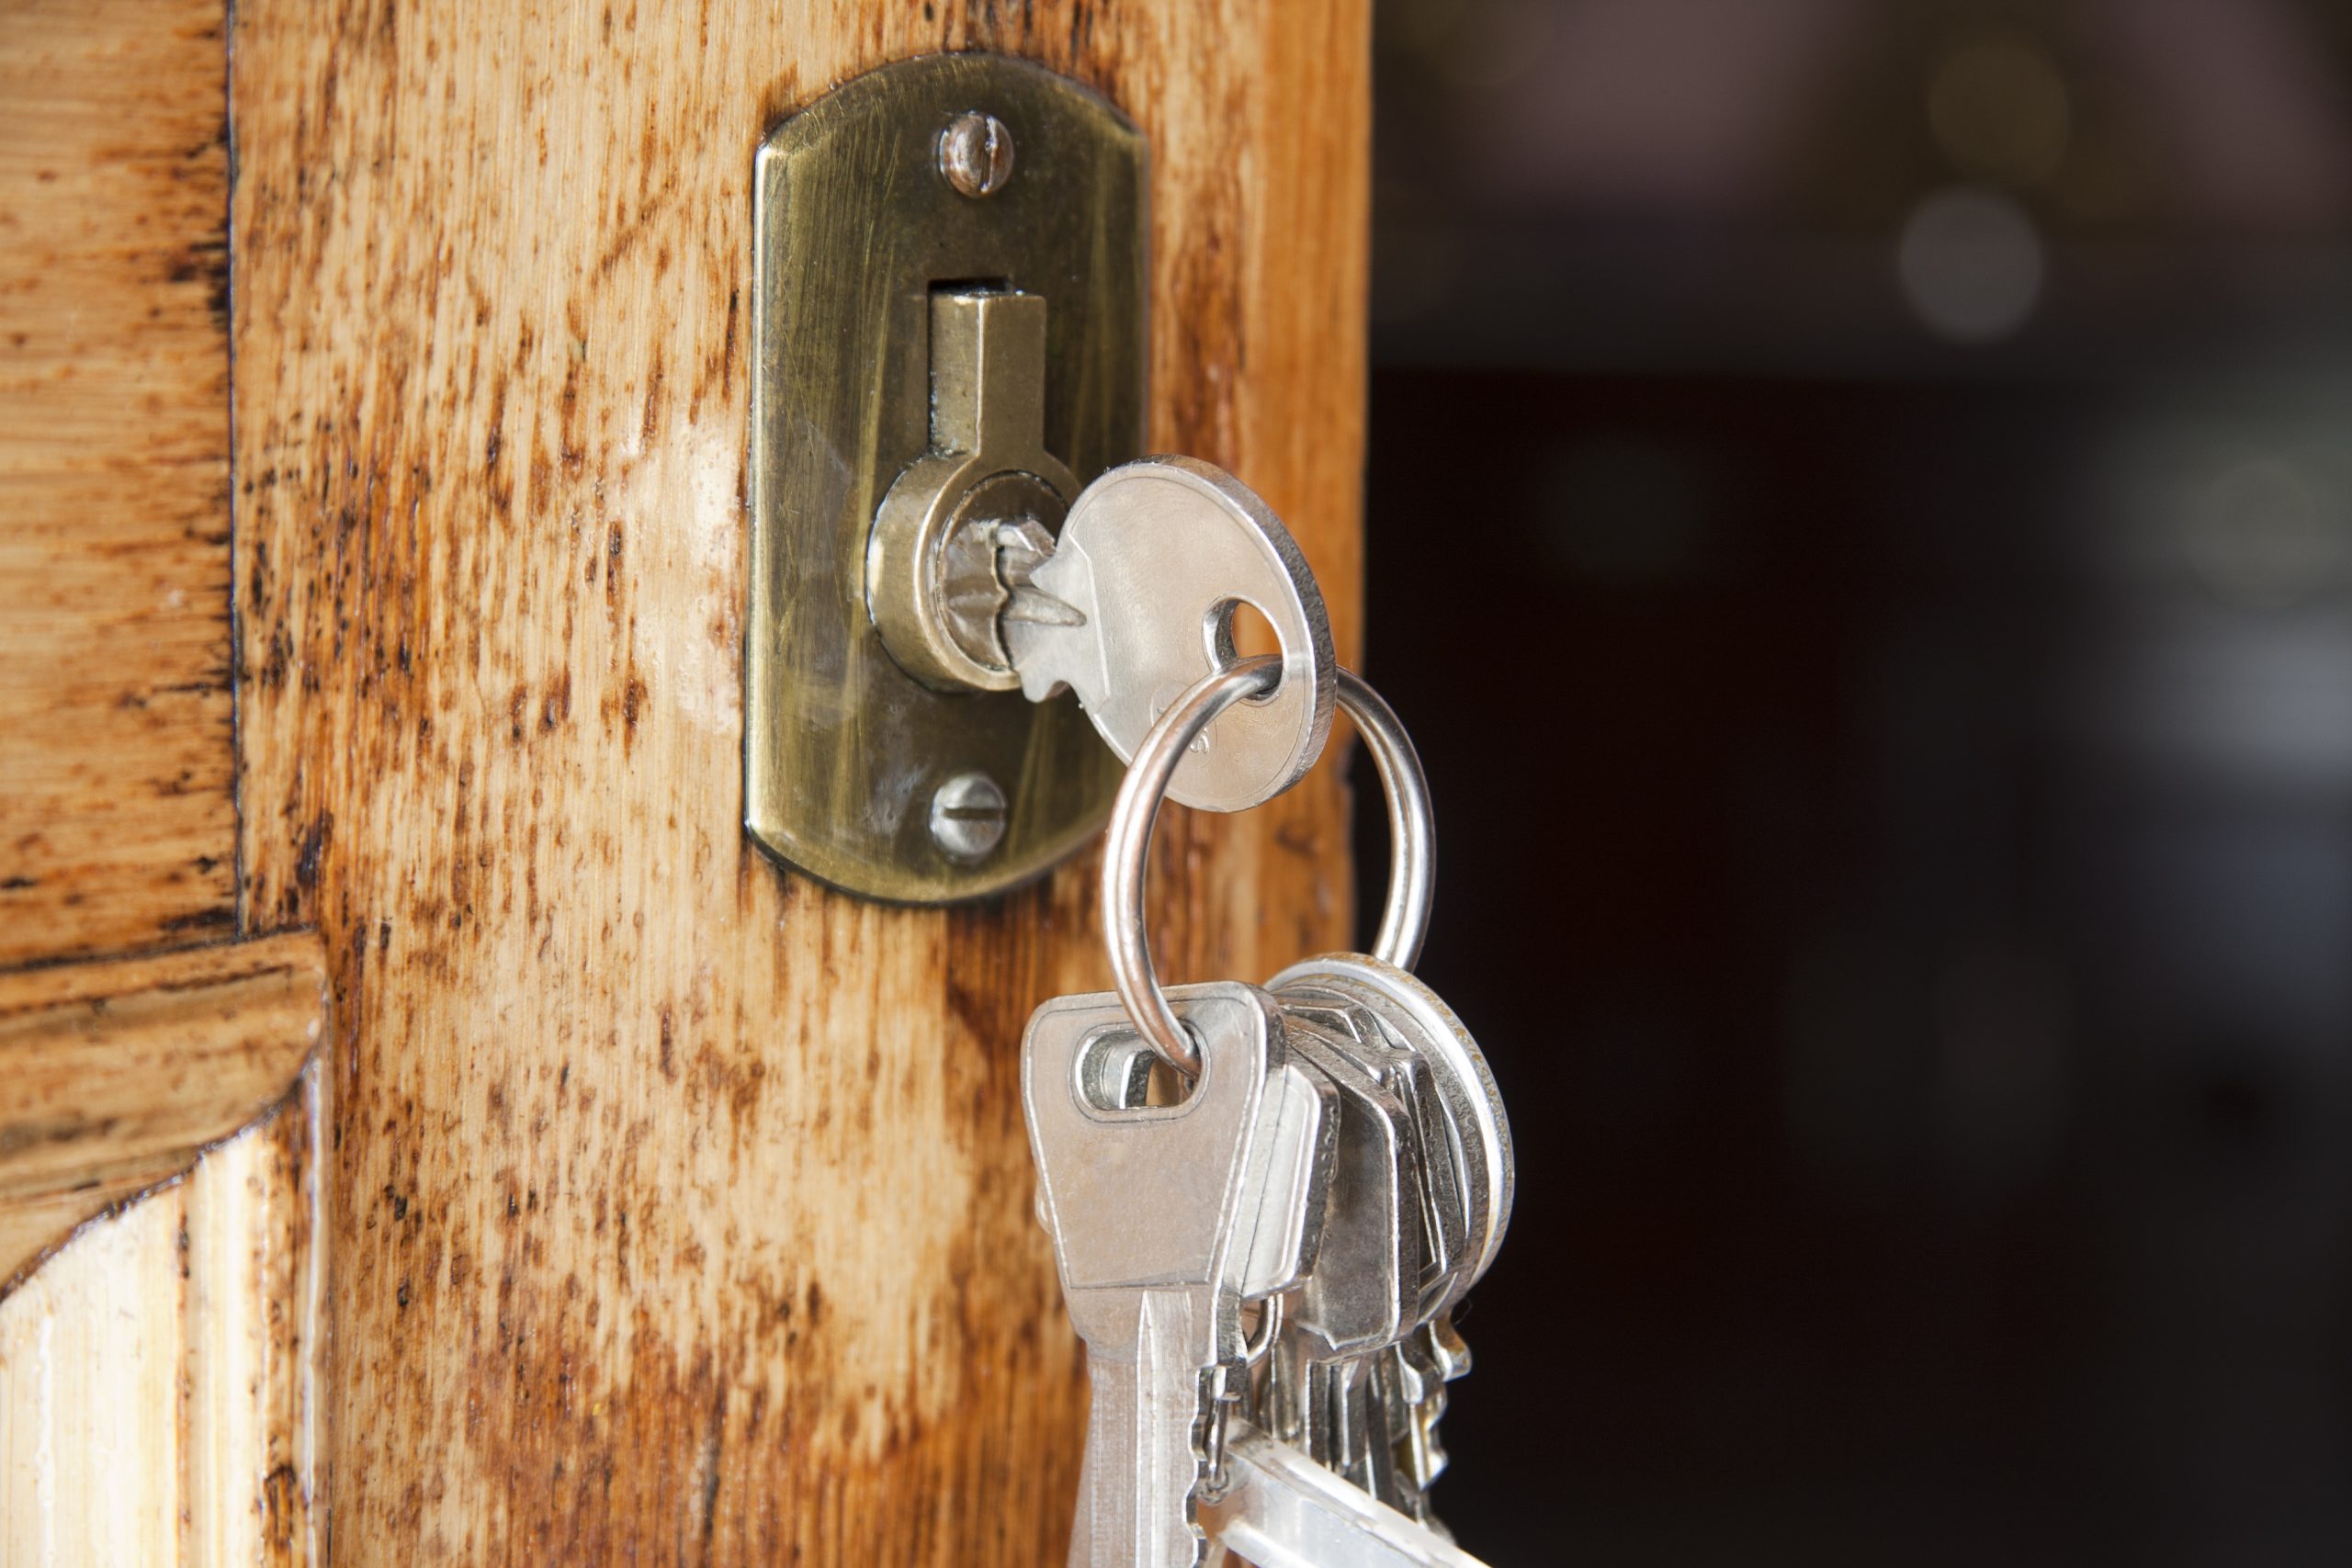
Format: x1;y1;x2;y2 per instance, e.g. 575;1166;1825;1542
746;55;1147;902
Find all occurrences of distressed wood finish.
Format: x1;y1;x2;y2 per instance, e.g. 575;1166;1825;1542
0;0;237;967
0;1060;329;1565
0;931;329;1287
232;2;1367;1560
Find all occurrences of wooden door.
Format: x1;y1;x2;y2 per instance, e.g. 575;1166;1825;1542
4;3;1368;1562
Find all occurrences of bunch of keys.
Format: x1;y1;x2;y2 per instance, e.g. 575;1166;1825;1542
1016;459;1513;1568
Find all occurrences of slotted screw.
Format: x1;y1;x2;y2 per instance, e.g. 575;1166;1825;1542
939;110;1015;197
930;771;1009;862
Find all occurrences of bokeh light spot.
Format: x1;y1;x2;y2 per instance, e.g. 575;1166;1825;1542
1896;186;2044;344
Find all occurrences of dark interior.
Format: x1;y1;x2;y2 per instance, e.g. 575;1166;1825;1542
1354;5;2352;1561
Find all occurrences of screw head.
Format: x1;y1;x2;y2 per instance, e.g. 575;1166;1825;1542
939;110;1015;197
929;771;1009;862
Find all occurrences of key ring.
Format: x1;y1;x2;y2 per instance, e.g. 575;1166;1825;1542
1104;654;1436;1075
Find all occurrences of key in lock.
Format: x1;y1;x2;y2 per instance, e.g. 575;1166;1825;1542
865;288;1337;814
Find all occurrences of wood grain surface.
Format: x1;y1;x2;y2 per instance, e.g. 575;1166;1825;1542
0;930;329;1289
0;0;237;968
232;3;1367;1561
0;1058;329;1565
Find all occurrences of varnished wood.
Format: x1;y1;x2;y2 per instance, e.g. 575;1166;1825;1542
0;931;329;1288
233;3;1367;1560
0;0;237;968
0;1059;328;1564
0;5;317;1551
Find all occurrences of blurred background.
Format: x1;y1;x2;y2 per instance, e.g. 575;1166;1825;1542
1348;2;2352;1562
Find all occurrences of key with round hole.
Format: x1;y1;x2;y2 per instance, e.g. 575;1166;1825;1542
1301;965;1507;1524
1252;1002;1429;1510
1326;961;1510;1324
1262;954;1515;1526
1005;456;1338;813
1024;981;1337;1568
1252;1016;1436;1515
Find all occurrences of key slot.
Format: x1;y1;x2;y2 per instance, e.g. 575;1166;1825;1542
1075;1022;1203;1118
1078;1024;1197;1112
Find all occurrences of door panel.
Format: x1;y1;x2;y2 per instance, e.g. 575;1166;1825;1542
0;932;327;1283
0;934;330;1565
0;7;328;1560
0;0;237;967
0;1093;326;1565
231;3;1366;1561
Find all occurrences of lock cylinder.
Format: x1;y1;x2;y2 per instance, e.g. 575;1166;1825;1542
865;288;1079;693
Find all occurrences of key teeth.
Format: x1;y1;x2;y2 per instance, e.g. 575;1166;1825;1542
1181;1360;1246;1566
1394;1314;1473;1505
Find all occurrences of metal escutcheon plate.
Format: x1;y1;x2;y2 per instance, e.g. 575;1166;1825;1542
745;54;1147;903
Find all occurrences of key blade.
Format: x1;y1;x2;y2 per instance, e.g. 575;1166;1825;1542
1004;583;1090;626
1073;1293;1223;1568
1201;1422;1492;1568
1008;533;1106;706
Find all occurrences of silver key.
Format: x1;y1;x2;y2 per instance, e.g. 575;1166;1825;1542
1274;956;1512;1324
1200;1420;1493;1568
1008;457;1338;813
1257;1005;1429;1507
1278;1013;1424;1359
1264;954;1515;1524
1025;983;1334;1568
1379;1315;1473;1516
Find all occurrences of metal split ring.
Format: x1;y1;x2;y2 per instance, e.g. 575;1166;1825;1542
1103;654;1436;1075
